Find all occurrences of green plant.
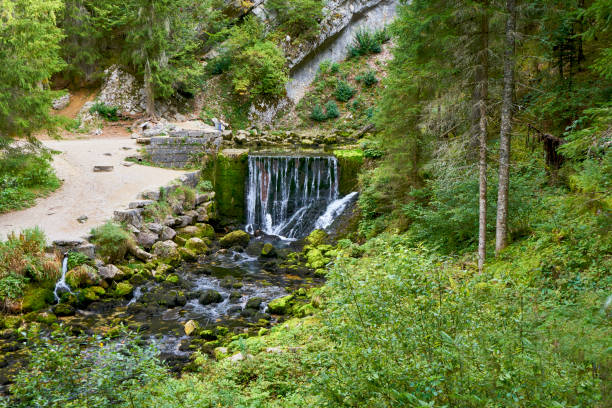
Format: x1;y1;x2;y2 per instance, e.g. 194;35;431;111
348;28;387;58
357;70;378;87
334;80;356;102
89;102;119;121
266;0;324;39
330;62;340;74
90;222;132;264
310;104;327;122
208;55;232;75
325;100;339;119
318;59;331;75
231;40;288;99
67;251;93;270
197;180;214;192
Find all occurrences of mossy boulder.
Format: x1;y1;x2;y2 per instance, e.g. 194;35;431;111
152;240;179;259
196;223;215;239
36;312;57;325
185;237;208;254
267;294;294;314
53;303;75;316
165;274;180;284
246;297;263;309
179;247;197;261
22;287;54;312
114;282;134;297
261;243;276;257
220;230;250;248
199;289;223;305
305;229;328;246
66;264;100;288
306;248;329;269
154;263;173;279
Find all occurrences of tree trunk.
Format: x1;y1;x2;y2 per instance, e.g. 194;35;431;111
495;0;516;255
144;57;156;117
477;2;489;273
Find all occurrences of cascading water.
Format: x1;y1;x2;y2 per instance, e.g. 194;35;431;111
54;255;73;302
245;155;355;239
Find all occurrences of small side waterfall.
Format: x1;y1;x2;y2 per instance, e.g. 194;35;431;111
246;155;341;239
54;255;72;302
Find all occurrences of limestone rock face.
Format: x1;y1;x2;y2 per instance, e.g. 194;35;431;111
52;93;70;110
97;65;147;115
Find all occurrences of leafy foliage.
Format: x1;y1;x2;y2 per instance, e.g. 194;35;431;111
357;70;378;87
348;28;389;58
324;100;339;119
0;0;65;139
89;102;119;121
310;104;327;122
334;80;356;102
89;222;132;264
266;0;324;40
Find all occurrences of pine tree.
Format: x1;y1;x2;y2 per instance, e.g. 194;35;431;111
0;0;65;141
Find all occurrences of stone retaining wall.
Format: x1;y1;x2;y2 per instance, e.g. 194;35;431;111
145;130;222;168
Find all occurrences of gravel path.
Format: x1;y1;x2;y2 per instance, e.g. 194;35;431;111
0;137;186;242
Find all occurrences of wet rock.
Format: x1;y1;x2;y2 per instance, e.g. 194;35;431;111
246;297;263;310
114;282;133;297
152;240;179;259
177;215;194;227
53;303;75;317
240;308;258;318
219;230;250;248
137;231;159;249
227;305;242;314
229;291;242;302
260;243;276;257
198;289;223;305
184;320;199;336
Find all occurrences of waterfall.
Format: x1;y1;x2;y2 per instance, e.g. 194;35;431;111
314;192;359;230
54;255;73;302
246;155;341;239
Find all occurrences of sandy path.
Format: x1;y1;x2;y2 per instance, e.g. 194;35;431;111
0;138;186;242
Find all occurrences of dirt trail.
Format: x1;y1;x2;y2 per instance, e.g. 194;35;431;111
0;137;186;242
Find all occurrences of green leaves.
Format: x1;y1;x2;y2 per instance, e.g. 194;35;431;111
0;0;65;138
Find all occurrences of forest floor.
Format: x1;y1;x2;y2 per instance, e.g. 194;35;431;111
0;136;185;242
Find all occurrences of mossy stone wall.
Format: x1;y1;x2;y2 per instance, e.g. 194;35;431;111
334;149;364;196
201;149;248;222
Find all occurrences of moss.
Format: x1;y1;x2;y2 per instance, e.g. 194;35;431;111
114;282;134;297
196;223;216;239
334;149;364;195
267;294;294;314
165;274;180;284
22;287;54;312
219;230;250;248
36;312;57;325
201;150;248;221
179;247;197;261
186;237;208;254
305;229;328;246
261;243;276;257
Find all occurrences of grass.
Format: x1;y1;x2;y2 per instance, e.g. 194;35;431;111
90;222;133;264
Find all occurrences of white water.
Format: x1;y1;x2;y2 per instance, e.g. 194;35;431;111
314;192;359;230
245;155;341;239
53;256;73;303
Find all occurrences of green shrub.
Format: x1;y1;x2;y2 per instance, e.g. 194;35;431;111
90;222;132;264
197;180;214;192
361;139;384;158
348;28;389;58
89;102;119;121
325;100;339;119
357;70;378;87
0;148;61;213
318;59;331;74
334;80;356;102
330;62;340;74
207;55;232;75
310;104;327;122
67;251;93;270
5;330;166;408
266;0;324;39
231;40;288;100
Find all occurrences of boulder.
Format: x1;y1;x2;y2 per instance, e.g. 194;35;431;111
184;320;199;336
185;237;207;254
178;247;197;261
245;297;263;310
114;282;133;297
267;294;293;315
113;209;143;229
219;230;250;248
98;264;123;280
160;226;177;241
136;231;159;249
260;243;276;257
305;229;328;246
146;223;164;234
53;303;75;317
198;289;223;305
152;240;179;259
140;189;161;201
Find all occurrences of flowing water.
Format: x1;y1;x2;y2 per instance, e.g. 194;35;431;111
53;255;72;302
246;155;341;239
